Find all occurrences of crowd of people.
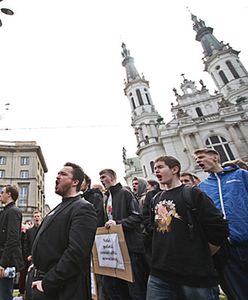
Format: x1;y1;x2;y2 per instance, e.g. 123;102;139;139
0;148;247;300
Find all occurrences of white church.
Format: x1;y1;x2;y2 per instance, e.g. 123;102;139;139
122;14;248;185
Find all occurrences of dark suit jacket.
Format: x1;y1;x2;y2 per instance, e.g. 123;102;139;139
0;201;24;271
32;195;97;300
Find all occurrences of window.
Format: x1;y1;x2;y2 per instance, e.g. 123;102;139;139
150;161;155;173
20;157;29;165
205;135;235;162
226;60;239;79
143;165;147;177
196;107;203;117
19;185;28;207
144;88;151;105
219;71;229;85
20;170;29;179
131;97;136;109
0;156;6;165
136;89;144;105
0;170;5;178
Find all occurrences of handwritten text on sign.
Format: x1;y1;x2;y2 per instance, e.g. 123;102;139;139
95;233;125;270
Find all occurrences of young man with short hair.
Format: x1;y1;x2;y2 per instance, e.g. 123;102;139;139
100;169;148;300
146;155;228;300
180;172;195;187
0;185;24;300
194;148;248;300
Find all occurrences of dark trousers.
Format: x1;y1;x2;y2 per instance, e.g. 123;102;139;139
103;253;148;300
0;277;14;300
219;245;248;300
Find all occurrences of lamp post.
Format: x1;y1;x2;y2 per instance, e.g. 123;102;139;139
0;1;14;27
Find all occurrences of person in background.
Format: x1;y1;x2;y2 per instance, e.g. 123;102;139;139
222;159;248;170
24;210;43;300
81;174;105;227
132;177;147;209
194;148;248;300
142;179;161;268
180;172;196;187
146;180;159;193
0;185;24;300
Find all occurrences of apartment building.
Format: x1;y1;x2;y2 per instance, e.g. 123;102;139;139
0;140;48;220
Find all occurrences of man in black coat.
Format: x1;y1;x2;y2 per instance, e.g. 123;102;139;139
0;184;24;300
31;162;97;300
99;168;148;300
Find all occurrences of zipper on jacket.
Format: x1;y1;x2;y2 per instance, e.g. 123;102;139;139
214;173;226;219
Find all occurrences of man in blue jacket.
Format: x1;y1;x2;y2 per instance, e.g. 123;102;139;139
194;148;248;300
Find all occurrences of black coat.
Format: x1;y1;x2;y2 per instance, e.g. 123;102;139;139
32;195;97;300
0;201;24;271
107;183;144;254
83;188;105;227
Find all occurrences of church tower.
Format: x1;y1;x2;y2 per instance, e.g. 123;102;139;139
192;14;248;106
121;43;164;180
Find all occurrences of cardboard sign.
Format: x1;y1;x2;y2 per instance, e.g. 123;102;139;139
92;224;133;282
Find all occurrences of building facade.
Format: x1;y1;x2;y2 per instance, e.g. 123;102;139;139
122;15;248;185
0;140;48;220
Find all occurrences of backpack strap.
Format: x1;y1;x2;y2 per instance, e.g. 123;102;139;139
182;186;197;240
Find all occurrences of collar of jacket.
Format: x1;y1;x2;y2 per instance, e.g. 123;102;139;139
4;201;15;210
61;194;81;203
109;182;122;195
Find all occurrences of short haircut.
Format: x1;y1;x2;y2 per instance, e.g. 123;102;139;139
5;184;19;202
147;179;159;188
32;210;41;216
84;173;91;189
194;148;219;156
99;169;117;179
64;162;85;192
154;155;181;176
180;172;194;182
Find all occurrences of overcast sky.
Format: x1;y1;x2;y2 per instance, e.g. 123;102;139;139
0;0;248;208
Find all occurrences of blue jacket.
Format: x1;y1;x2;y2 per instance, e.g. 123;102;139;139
199;165;248;244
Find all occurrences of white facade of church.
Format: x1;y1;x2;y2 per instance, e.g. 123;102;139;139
122;15;248;186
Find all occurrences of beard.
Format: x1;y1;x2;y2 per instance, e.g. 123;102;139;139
55;181;72;197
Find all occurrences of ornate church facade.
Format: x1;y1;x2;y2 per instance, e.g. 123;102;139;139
122;15;248;185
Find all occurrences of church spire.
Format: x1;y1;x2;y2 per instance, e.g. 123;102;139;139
191;14;223;57
191;14;248;103
121;42;141;83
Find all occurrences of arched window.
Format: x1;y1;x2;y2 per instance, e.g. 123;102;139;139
131;97;135;109
144;89;151;105
143;165;147;177
219;71;229;85
205;135;235;162
226;60;239;79
196;107;203;117
150;161;155;173
136;89;144;105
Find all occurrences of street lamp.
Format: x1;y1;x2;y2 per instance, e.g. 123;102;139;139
0;1;14;27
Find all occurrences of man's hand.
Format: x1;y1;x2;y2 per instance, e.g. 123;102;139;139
0;266;5;278
32;280;44;292
105;220;116;229
27;255;32;262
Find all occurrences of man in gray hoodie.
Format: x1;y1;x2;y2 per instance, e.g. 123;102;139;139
132;177;147;209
